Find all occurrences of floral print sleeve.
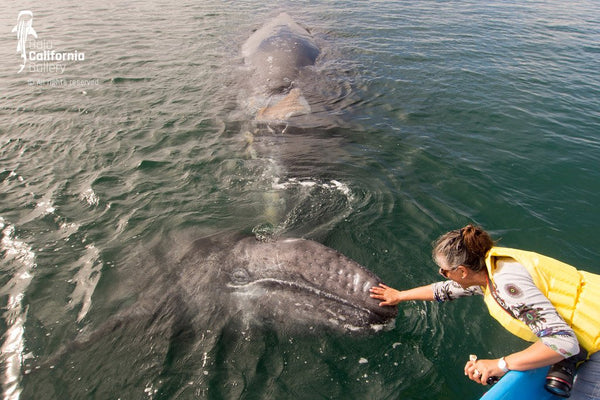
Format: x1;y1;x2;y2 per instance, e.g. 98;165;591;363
491;258;580;358
431;280;483;302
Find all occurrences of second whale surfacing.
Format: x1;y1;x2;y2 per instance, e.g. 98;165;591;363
240;11;355;128
242;12;319;96
242;12;319;122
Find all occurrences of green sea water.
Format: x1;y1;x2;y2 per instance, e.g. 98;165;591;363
1;1;599;399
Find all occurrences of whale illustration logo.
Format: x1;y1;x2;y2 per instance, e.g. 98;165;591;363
12;10;37;73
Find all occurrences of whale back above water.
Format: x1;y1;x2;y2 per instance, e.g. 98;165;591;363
240;12;356;128
242;12;320;94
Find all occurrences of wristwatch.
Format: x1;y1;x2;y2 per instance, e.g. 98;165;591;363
498;357;510;373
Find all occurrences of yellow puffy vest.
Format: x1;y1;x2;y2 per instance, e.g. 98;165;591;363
483;247;600;354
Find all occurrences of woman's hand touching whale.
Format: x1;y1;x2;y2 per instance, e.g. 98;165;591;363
369;284;403;306
370;283;435;306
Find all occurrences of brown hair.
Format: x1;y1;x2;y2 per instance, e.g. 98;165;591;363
432;224;495;272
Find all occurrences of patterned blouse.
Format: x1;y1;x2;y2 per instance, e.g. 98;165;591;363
431;257;580;358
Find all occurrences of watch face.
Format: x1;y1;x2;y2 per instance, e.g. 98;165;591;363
498;358;508;371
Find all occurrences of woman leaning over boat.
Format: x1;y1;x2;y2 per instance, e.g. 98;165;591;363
370;225;600;399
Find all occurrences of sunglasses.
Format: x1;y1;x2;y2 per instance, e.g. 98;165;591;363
438;267;457;278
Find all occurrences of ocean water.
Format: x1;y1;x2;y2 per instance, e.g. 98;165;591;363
1;1;599;399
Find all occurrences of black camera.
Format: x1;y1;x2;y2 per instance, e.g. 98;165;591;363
544;347;587;398
544;357;577;397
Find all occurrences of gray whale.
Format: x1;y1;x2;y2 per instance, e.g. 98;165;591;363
23;234;396;398
242;13;320;121
184;235;396;331
242;12;319;94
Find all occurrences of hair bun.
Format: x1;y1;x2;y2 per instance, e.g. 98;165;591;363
461;224;490;257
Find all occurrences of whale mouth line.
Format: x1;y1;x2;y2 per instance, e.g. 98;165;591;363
227;278;376;315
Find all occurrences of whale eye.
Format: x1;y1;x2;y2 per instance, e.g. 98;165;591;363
231;268;250;284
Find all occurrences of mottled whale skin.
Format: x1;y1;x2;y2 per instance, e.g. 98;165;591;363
124;234;397;335
242;12;319;94
188;235;398;332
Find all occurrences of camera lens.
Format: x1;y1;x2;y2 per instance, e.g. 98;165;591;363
544;358;576;398
544;346;587;398
545;376;572;397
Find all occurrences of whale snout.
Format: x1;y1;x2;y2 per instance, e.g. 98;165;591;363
230;237;398;333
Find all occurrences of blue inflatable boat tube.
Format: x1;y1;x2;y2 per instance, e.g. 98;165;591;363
479;367;562;400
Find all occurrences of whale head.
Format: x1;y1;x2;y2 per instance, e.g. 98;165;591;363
177;235;397;334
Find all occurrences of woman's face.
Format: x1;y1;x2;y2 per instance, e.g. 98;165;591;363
435;253;458;279
435;253;482;289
